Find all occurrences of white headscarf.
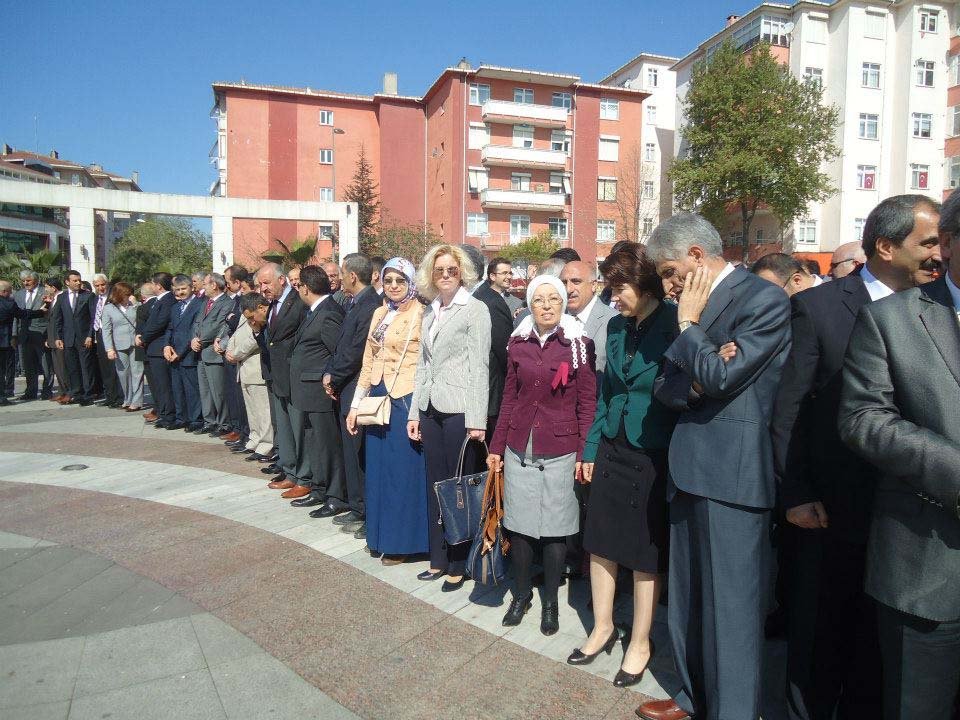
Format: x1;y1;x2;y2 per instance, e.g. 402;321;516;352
512;276;589;369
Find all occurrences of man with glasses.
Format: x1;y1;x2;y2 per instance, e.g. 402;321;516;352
486;257;522;315
829;241;867;279
752;253;821;297
469;252;514;438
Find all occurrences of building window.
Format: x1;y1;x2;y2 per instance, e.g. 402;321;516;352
857;165;877;189
598;136;620;162
598;177;617;201
865;12;886;40
911;163;929;189
467;168;489;192
549;217;568;239
552;92;572;111
319;187;334;202
597;219;616;242
511;173;531;192
468;123;490;150
642;217;654;235
646;105;657;125
549;173;565;194
797;219;817;245
756;228;764;241
952;106;960;137
920;9;938;33
467;213;488;236
912;112;933;138
469;83;490;105
510;214;531;241
806;18;827;44
318;223;334;239
854;218;866;240
646;67;659;88
644;143;656;162
514;88;534;104
319;110;334;126
916;60;935;87
642;181;655;199
862;62;881;88
319;149;333;164
948;156;960;189
551;130;572;155
804;67;823;88
761;16;790;46
858;113;879;139
600;98;620;120
512;124;534;149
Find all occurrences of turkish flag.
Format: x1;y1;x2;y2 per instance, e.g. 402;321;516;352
919;172;928;189
864;174;874;189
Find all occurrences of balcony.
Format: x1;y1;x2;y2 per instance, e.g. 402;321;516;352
480;189;567;212
481;145;567;170
481;99;568;128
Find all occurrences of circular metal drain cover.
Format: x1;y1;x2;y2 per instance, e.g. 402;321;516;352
60;464;89;471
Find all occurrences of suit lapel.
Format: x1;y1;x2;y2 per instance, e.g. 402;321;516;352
842;275;870;318
919;279;960;388
606;319;626;382
698;270;742;331
624;306;672;382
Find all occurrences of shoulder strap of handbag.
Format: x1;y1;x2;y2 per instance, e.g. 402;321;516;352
381;309;418;398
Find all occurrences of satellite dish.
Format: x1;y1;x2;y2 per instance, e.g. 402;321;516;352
784;21;796;34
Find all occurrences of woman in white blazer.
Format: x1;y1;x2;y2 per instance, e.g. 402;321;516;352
100;281;143;410
407;244;490;591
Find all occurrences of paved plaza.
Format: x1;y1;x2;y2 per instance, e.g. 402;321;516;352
0;395;788;719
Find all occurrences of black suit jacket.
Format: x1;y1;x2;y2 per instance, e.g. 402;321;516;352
263;290;307;399
326;285;383;411
135;297;155;334
473;280;512;417
289;297;345;413
771;271;875;542
0;296;44;349
141;292;177;358
53;290;94;348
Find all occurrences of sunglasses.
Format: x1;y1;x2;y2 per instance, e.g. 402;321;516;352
433;266;460;279
383;277;409;286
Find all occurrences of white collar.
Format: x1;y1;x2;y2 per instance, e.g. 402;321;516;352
156;290;170;299
945;272;960;311
709;263;736;295
569;295;597;324
431;286;471;314
860;265;895;302
208;292;224;303
309;295;328;312
812;275;824;287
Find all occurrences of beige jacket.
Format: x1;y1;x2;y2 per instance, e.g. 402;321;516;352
354;301;423;404
226;316;265;386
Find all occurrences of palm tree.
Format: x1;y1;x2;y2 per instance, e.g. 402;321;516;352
260;236;321;270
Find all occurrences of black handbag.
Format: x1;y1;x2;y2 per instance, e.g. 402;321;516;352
434;437;487;546
466;465;511;586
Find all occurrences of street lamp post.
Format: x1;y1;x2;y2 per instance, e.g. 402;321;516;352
332;127;345;200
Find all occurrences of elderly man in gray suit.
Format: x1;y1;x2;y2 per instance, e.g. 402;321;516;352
839;189;960;720
561;260;618;374
13;270;54;400
190;272;232;436
638;213;791;720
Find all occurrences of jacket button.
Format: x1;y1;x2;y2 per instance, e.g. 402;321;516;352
534;422;540;428
605;454;612;461
602;471;609;478
535;380;541;386
630;500;639;509
633;482;641;490
623;410;629;416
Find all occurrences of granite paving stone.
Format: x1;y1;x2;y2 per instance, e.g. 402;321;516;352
190;613;264;667
0;636;85;708
3;700;72;720
67;669;228;720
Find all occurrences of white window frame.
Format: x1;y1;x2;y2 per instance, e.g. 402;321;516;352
511;172;531;192
646;67;659;89
856;164;877;190
804;67;823;88
796;218;817;245
512;124;534;149
552;92;572;111
642;181;655;199
862;62;881;89
548;217;568;239
864;11;886;40
468;122;490;150
319;110;334;126
597;177;617;202
644;143;656;162
646;105;657;125
467;167;489;193
319;187;334;202
469;83;490;106
920;9;938;33
806;18;827;44
916;60;935;88
549;172;565;194
551;130;572;155
948;156;960;189
858;113;879;140
510;214;531;241
952;106;960;137
642;217;654;235
598;135;620;162
514;87;534;104
854;217;866;241
319;148;333;164
910;163;930;190
761;15;790;45
597;219;616;242
466;212;489;236
600;98;620;120
912;112;933;139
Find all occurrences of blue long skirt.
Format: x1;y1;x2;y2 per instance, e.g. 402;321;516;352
364;384;430;555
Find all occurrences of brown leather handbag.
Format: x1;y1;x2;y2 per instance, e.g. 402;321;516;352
466;465;511;585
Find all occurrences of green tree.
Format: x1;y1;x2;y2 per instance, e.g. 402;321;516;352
0;249;63;283
110;217;211;282
260;236;323;270
497;231;559;264
362;219;440;264
342;145;380;245
670;41;840;263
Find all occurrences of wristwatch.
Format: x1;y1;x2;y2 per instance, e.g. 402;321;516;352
679;320;698;333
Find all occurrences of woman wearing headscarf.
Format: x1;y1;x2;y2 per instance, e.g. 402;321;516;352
347;258;428;565
487;276;597;635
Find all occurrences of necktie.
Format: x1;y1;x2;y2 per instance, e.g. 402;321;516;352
94;296;105;331
26;290;34;307
269;300;279;328
179;300;188;317
70;291;76;310
204;297;214;315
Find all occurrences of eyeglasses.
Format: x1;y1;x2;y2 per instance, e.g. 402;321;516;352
433;266;460;279
531;296;564;308
829;258;855;270
383;277;408;287
493;270;512;276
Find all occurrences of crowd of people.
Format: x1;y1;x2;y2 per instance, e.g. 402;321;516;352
2;188;958;720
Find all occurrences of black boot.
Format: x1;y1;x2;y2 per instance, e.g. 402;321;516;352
540;601;559;636
501;592;533;627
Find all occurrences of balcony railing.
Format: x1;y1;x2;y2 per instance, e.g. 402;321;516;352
481;99;568;128
481;145;568;169
480;189;568;212
472;231;570;249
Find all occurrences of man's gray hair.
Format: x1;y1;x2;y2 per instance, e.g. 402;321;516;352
342;253;373;285
207;273;226;291
458;243;486;281
191;271;206;282
19;270;39;282
646;212;724;264
939;187;960;238
92;273;108;284
536;258;568;278
171;274;191;287
140;283;156;297
256;263;284;280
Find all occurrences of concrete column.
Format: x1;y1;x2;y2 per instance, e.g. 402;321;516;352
47;232;58;254
211;215;233;272
68;206;95;278
337;203;359;260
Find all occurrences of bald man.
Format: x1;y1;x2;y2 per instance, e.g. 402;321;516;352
325;262;347;308
560;261;618;373
828;241;866;279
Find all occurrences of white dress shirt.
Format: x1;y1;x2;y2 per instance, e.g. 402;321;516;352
709;262;737;295
430;286;471;343
860;265;895;302
568;295;598;335
946;272;960;316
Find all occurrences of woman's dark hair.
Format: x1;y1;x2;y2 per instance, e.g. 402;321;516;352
109;281;133;306
599;244;664;300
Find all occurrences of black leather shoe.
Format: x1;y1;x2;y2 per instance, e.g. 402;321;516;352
441;576;466;593
332;510;362;526
18;394;37;402
612;640;655;688
232;446;253;454
166;422;186;430
352;523;366;540
195;424;216;434
185;422;204;432
502;593;533;626
77;399;93;406
417;570;445;581
310;502;347;519
259;453;279;463
261;464;279;474
246;452;271;462
291;495;323;508
154;421;170;429
567;627;622;666
541;601;559;636
340;519;364;534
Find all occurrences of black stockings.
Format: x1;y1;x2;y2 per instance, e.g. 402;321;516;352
510;532;567;603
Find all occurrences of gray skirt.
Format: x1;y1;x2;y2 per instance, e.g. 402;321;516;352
503;436;578;539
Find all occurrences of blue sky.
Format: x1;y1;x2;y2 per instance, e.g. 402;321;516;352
3;0;761;199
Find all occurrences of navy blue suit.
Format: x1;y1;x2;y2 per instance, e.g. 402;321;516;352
166;297;203;426
141;292;177;423
54;289;96;401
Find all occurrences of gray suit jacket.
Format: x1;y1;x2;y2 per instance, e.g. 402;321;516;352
14;287;48;336
100;302;139;352
410;295;491;430
572;298;619;373
226;316;265;386
839;277;960;622
192;294;232;364
655;268;791;509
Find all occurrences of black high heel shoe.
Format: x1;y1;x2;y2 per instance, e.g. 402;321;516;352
567;626;622;666
540;601;559;635
612;639;656;688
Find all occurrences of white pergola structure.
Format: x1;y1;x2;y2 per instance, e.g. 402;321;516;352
0;178;358;278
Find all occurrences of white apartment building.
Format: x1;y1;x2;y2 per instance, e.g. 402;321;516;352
601;54;680;239
615;0;957;258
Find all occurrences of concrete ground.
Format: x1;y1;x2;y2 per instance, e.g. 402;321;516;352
0;390;787;720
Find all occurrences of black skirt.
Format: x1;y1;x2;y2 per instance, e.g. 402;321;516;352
583;434;669;574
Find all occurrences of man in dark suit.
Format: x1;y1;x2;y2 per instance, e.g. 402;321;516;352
319;254;382;536
136;283;157;420
772;194;942;720
54;269;96;405
0;280;47;405
286;265;346;510
468;251;513;438
257;263;307;490
218;265;251;446
839;189;960;720
640;213;791;720
164;275;203;431
137;272;177;427
43;278;68;400
13;270;54;400
90;273;122;407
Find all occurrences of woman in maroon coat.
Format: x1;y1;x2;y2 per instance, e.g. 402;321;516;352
487;276;597;635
